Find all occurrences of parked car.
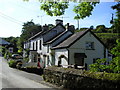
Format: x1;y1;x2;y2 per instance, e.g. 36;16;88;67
10;54;23;69
11;54;22;59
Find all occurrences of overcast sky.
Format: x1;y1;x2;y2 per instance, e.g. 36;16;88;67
0;0;117;37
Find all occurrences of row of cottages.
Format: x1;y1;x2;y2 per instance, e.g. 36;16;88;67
24;19;109;70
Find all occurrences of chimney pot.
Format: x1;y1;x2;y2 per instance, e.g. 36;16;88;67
66;23;69;31
55;19;63;25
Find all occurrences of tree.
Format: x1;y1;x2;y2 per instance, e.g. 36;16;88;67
40;2;69;16
18;20;42;52
110;39;120;73
73;2;98;19
23;0;99;20
94;25;106;33
111;2;120;35
4;37;19;53
41;2;99;20
21;20;42;41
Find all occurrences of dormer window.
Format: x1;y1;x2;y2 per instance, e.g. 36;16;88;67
86;42;94;50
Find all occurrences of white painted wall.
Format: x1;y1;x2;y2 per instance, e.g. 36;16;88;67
69;31;105;69
55;49;68;66
54;31;107;69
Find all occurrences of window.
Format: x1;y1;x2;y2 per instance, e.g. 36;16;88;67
29;42;31;48
36;41;38;51
39;40;42;50
86;42;94;50
47;45;49;53
33;42;34;50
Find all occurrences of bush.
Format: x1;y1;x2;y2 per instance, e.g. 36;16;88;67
4;52;12;59
8;60;16;68
89;39;120;73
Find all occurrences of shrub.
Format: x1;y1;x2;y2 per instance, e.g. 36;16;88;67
4;52;12;59
8;60;16;68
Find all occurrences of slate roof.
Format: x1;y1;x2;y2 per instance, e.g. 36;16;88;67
28;30;44;41
0;38;10;45
28;23;65;41
45;31;72;44
52;29;106;49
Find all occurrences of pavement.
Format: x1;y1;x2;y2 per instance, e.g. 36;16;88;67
0;57;58;90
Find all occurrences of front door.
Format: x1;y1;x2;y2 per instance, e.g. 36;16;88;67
75;57;84;66
74;53;87;66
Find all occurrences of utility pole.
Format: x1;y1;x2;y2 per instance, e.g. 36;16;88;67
37;15;44;26
77;19;79;30
110;13;114;33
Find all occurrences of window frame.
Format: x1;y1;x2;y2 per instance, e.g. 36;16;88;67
85;42;95;50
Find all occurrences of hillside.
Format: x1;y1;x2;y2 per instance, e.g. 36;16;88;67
95;33;118;50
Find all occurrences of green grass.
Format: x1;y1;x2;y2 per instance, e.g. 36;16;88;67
95;33;118;39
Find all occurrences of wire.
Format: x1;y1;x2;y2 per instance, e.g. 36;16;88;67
0;15;22;25
0;11;23;25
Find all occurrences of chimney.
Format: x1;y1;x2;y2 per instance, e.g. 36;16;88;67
66;23;69;31
55;19;63;25
42;24;48;31
66;23;75;33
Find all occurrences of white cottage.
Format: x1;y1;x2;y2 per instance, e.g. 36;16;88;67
24;19;74;68
24;20;109;70
52;29;108;70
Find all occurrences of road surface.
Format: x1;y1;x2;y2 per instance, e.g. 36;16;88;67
0;57;55;90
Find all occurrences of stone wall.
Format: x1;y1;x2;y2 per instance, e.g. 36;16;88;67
43;66;120;89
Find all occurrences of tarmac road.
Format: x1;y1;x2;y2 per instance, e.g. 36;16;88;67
0;57;56;90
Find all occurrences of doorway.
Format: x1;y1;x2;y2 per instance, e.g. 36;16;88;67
74;53;87;66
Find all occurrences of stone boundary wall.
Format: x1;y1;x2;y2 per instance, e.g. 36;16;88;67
43;66;120;89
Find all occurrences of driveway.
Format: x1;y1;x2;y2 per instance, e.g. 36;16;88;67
0;57;56;90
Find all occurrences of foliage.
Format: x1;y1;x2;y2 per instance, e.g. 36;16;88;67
0;46;6;56
73;2;99;19
18;20;42;51
4;36;19;53
93;25;107;33
8;60;16;68
110;39;120;73
112;18;120;33
4;49;12;59
41;2;69;16
89;39;120;73
89;58;107;72
21;20;42;41
111;2;120;35
94;33;118;50
24;0;98;20
41;2;99;19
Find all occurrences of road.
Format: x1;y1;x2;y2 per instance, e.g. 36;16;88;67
0;57;56;90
